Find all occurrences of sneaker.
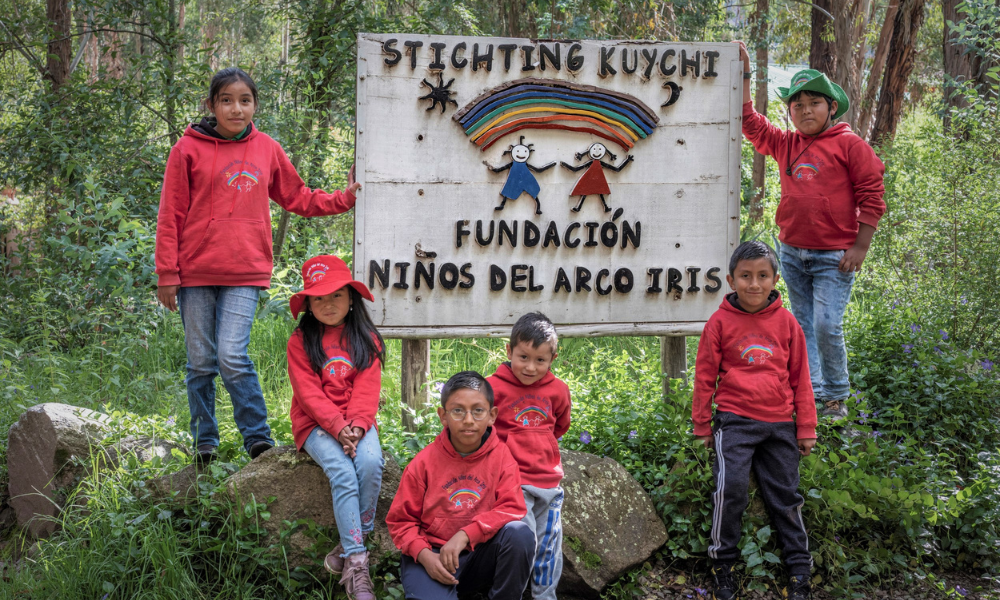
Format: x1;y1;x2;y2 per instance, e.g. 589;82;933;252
195;444;217;465
819;399;849;420
323;542;345;576
710;563;738;600
341;552;375;600
787;574;811;600
249;441;274;459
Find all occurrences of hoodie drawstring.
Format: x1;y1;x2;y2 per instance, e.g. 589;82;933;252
210;140;218;221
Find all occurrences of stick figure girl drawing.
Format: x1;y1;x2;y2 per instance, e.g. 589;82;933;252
560;143;634;212
483;137;556;215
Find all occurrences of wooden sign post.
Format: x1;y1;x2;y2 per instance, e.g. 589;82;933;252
353;34;741;425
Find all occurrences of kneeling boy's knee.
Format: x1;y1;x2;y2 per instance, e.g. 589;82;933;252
500;521;536;555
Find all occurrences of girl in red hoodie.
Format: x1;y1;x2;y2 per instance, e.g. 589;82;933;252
154;68;360;464
287;255;385;600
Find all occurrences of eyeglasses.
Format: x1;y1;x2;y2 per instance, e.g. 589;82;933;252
446;408;490;421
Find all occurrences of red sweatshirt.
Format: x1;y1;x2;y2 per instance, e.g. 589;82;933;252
155;123;356;288
742;102;886;250
692;293;817;439
487;364;571;488
386;428;526;560
287;325;381;450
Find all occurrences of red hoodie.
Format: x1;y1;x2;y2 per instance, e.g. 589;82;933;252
487;364;571;488
155;124;356;288
386;428;526;560
287;325;381;450
692;293;817;439
742;102;886;250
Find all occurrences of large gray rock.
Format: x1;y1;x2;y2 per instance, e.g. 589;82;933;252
7;403;112;537
225;445;402;570
558;450;668;599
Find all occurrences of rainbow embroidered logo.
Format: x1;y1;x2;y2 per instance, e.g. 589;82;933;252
323;356;354;375
309;269;327;282
515;407;548;426
793;76;812;87
449;489;481;506
793;163;819;180
740;345;774;364
226;171;259;187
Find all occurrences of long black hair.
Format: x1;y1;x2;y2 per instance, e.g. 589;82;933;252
296;287;385;375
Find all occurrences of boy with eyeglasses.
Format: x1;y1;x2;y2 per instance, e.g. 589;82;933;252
387;371;534;600
487;312;571;600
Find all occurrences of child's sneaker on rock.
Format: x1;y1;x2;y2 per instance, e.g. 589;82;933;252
710;563;738;600
341;551;375;600
323;543;344;575
819;399;848;419
787;574;811;600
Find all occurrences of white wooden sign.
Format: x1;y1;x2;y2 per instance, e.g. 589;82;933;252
354;33;741;338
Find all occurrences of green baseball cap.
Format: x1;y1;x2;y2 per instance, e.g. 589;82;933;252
777;69;849;120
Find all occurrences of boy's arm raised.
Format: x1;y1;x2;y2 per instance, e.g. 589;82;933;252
692;317;723;438
735;41;788;159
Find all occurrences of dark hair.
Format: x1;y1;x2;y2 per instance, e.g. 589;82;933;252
440;371;494;408
509;312;558;351
202;67;259;113
728;240;780;277
787;90;834;114
297;287;385;375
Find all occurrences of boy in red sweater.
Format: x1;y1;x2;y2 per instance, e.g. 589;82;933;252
487;312;571;600
693;241;817;600
387;371;534;600
738;42;886;420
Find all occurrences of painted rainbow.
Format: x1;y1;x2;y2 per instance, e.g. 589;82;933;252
453;77;658;152
323;356;355;372
515;407;548;422
792;164;818;177
227;171;259;186
740;345;774;359
449;489;481;503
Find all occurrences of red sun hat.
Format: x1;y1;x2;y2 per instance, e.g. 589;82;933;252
289;255;374;319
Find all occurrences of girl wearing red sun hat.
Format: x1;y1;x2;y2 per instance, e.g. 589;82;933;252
287;255;385;599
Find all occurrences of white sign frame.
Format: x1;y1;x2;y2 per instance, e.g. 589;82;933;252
354;33;742;338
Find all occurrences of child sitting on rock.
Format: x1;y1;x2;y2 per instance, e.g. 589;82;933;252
286;255;385;600
692;241;817;600
387;371;534;600
487;312;571;599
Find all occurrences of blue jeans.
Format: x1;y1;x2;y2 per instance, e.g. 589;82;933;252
779;245;855;401
178;286;273;453
303;425;384;557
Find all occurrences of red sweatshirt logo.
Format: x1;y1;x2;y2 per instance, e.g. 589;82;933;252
792;152;825;182
220;160;263;193
442;475;488;509
509;394;553;427
735;333;778;366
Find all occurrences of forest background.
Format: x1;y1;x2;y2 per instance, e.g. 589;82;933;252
1;0;1000;598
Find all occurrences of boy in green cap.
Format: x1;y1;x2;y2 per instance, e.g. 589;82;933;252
737;42;886;423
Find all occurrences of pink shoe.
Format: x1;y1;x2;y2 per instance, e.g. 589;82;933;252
340;551;375;600
323;542;344;575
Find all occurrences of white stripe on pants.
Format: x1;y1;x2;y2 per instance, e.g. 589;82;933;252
521;484;564;600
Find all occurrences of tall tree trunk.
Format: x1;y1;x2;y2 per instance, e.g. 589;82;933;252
165;0;180;146
45;0;71;91
750;0;769;224
831;0;872;128
942;0;983;130
857;1;899;142
809;0;836;74
871;0;926;144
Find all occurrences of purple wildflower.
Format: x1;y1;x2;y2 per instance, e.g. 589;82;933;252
910;324;921;333
694;587;707;597
628;430;638;439
982;359;994;372
960;295;968;305
955;585;968;597
934;346;942;355
859;411;868;425
434;381;444;393
166;416;176;427
902;344;913;354
872;430;882;438
940;329;949;340
580;431;592;444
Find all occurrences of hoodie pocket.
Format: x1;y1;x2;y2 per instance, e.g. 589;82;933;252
426;516;470;542
776;194;855;244
185;218;273;276
747;372;791;413
505;428;560;476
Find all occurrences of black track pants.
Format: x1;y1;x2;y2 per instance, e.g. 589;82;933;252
708;411;812;574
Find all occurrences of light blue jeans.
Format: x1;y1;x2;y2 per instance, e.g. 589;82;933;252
779;245;855;401
303;425;384;557
178;286;273;453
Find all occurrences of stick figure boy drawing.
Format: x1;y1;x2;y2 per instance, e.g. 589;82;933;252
560;143;634;212
483;137;556;215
